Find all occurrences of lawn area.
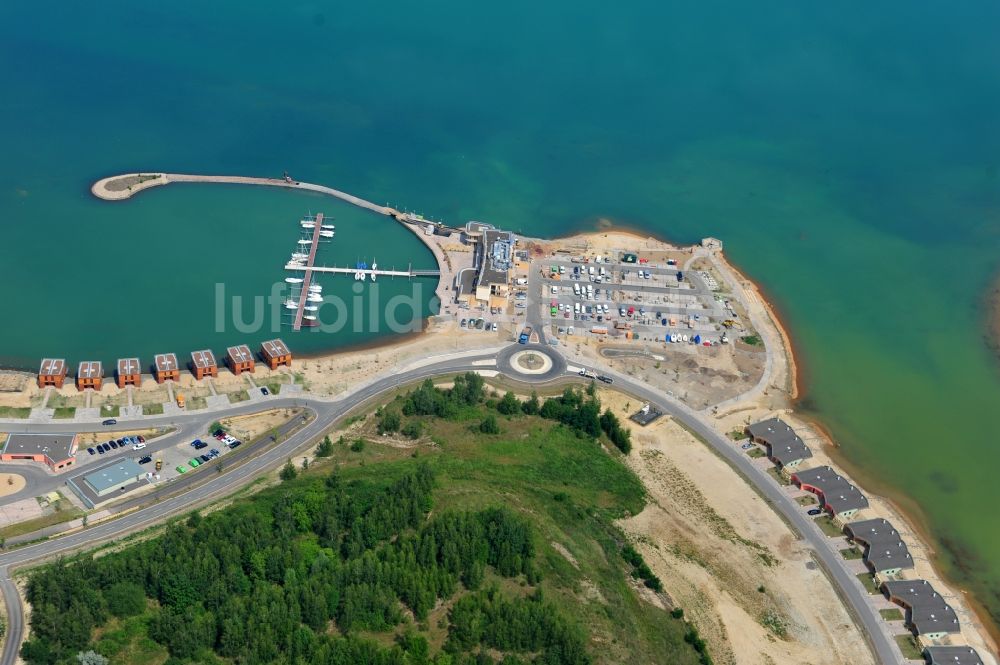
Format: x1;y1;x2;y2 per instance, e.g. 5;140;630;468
813;515;845;538
880;608;904;621
796;494;817;506
187;395;208;410
747;447;765;458
766;466;790;486
0;406;30;419
99;404;120;418
264;382;282;395
0;503;84;539
895;634;922;660
840;547;863;560
228;390;249;404
52;407;75;419
857;572;880;595
143;403;164;416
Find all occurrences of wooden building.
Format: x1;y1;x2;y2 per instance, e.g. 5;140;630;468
38;358;67;389
154;353;180;384
190;349;218;380
77;361;103;391
116;358;141;388
226;345;255;375
260;339;292;370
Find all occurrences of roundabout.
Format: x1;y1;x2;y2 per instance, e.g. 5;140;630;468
496;344;567;382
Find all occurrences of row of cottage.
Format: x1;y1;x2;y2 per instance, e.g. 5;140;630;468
747;418;983;665
35;339;293;391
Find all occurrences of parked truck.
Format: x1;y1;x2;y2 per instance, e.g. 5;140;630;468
518;326;532;344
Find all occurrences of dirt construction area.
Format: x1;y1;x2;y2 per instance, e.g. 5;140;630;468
602;391;873;665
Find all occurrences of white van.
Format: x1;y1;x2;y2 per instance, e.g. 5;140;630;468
588;266;595;276
573;283;580;296
574;302;581;314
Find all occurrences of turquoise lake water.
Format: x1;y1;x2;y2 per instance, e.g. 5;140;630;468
1;1;1000;633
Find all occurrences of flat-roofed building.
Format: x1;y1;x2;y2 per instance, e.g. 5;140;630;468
116;357;141;388
882;580;961;640
154;353;180;383
76;361;103;391
38;358;67;389
844;518;914;578
190;349;218;380
83;459;145;498
923;646;984;665
746;417;813;471
260;339;291;369
791;466;869;520
226;345;255;375
455;222;514;308
0;433;77;471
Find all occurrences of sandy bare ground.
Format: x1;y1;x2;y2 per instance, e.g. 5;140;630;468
76;428;168;447
0;474;26;498
219;409;301;443
603;390;872;665
0;498;42;528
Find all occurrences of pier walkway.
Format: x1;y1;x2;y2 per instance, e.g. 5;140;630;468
285;264;440;279
292;213;324;331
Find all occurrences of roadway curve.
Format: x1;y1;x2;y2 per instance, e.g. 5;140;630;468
0;345;897;665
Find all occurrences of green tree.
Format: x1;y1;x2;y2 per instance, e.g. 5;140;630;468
402;420;424;439
479;415;500;435
105;582;145;618
521;391;540;415
315;435;334;457
497;392;519;415
280;459;297;481
378;410;401;434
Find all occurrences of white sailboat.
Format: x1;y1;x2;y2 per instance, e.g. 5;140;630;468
297;239;312;245
371;262;377;282
319;230;334;238
321;224;335;230
285;277;303;284
307;294;323;303
291;252;308;260
303;305;318;312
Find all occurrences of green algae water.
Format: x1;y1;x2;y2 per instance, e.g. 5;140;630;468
2;0;1000;636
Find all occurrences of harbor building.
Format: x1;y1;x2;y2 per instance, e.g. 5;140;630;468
455;222;515;308
0;433;77;471
844;518;914;579
227;344;255;375
154;353;180;383
76;361;103;391
82;459;145;498
260;339;291;369
37;358;67;389
116;357;141;388
881;580;961;641
190;349;218;380
790;466;869;520
747;417;813;471
923;646;984;665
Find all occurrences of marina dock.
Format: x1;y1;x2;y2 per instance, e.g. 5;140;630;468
284;264;440;279
291;213;324;331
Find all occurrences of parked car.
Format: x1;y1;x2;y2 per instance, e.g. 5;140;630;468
200;454;211;463
229;441;242;449
132;442;146;451
194;441;208;450
191;439;203;447
209;448;220;457
213;429;225;438
87;448;96;456
807;508;823;516
109;441;119;450
138;456;152;465
97;445;106;454
460;319;467;328
740;442;754;450
102;419;117;426
261;387;269;396
137;435;145;443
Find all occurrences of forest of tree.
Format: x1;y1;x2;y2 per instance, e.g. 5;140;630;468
22;464;588;665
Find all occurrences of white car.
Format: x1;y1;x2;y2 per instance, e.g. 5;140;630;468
132;442;146;451
550;285;559;295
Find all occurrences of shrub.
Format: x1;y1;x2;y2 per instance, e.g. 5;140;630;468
479;415;500;435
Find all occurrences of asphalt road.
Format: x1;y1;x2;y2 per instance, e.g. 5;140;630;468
0;344;899;665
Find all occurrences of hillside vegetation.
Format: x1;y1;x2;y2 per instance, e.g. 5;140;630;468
20;374;707;665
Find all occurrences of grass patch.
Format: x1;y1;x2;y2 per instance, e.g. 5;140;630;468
741;334;762;346
766;466;790;486
228;390;249;404
814;515;845;538
0;406;30;419
840;547;863;560
0;504;84;539
796;494;817;506
746;447;765;458
857;572;880;595
895;634;922;660
99;404;120;418
52;407;75;419
880;608;903;621
143;403;164;416
264;382;282;395
187;396;208;410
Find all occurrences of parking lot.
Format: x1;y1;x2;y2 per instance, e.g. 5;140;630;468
534;256;738;343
